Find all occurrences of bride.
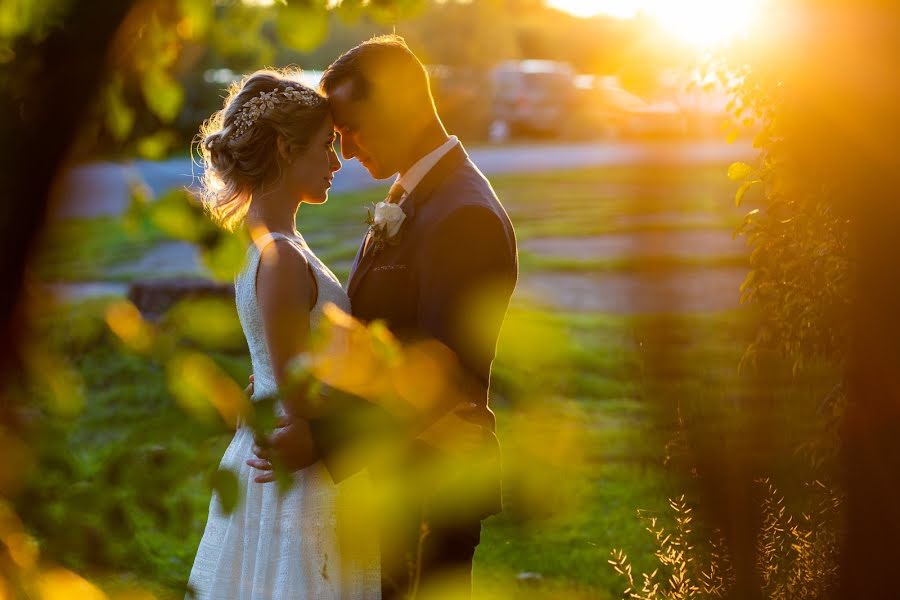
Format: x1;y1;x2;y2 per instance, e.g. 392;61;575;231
186;69;380;599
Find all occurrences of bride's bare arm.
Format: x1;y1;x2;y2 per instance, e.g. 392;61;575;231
256;239;320;420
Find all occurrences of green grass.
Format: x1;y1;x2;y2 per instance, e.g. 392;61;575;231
26;299;833;598
36;216;166;281
488;165;750;241
518;251;748;273
25;301;705;597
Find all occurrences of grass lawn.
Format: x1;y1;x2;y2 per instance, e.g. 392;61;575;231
31;301;828;599
36;216;167;281
24;163;830;599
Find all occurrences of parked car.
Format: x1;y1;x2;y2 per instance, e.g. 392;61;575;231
490;60;576;138
570;74;643;139
571;75;689;139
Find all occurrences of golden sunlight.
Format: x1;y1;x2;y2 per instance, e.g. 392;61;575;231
549;0;762;47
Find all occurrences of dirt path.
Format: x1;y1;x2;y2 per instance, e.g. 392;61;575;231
521;230;746;260
515;268;746;314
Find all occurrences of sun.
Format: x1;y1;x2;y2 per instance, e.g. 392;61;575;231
647;0;761;48
547;0;762;48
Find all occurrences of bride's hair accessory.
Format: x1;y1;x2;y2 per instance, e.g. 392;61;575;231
226;86;322;142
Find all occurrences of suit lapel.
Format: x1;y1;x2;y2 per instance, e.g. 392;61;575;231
347;143;469;300
348;228;378;298
346;229;370;290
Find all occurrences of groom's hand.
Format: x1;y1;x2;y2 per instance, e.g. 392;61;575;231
247;417;319;483
416;402;487;457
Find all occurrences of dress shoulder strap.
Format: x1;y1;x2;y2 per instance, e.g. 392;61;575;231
253;231;303;256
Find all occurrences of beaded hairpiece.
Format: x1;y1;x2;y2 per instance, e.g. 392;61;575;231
229;85;323;141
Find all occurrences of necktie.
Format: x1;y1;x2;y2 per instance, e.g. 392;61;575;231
387;181;405;204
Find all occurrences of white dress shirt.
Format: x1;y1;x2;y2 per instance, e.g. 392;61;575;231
394;135;459;205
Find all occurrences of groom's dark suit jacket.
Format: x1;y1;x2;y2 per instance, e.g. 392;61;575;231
312;142;517;520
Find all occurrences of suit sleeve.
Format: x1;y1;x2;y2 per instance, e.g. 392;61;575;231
415;204;518;421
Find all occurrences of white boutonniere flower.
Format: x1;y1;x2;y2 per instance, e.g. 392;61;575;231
365;201;406;253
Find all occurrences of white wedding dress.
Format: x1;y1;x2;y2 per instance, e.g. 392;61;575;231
187;232;380;600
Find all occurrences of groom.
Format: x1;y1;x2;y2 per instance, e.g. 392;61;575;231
252;35;517;599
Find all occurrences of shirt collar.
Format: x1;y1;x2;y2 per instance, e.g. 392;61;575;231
396;135;459;198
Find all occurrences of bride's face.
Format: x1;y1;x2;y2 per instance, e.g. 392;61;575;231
284;116;341;205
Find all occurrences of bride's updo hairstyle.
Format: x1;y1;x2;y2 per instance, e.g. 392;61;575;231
197;69;329;231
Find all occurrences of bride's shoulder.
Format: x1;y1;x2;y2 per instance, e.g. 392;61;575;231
256;236;308;269
237;235;308;286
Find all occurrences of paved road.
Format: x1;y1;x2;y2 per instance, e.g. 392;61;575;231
55;141;753;219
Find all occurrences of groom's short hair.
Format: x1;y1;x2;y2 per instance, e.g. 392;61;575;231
320;34;434;108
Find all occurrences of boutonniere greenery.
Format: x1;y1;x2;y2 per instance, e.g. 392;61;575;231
365;201;406;254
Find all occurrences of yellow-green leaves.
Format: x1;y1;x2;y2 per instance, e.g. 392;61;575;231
275;1;330;52
165;298;245;352
142;70;184;123
201;232;249;282
0;0;70;41
104;75;134;142
23;348;85;418
105;300;157;355
209;469;240;514
145;189;211;243
177;0;213;39
734;178;760;207
727;161;753;182
136;130;178;160
166;351;250;427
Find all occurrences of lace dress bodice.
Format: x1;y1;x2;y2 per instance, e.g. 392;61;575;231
235;231;352;401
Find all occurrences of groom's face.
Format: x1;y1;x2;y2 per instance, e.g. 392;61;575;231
328;79;404;180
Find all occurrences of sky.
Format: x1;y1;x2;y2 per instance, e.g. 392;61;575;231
547;0;762;48
546;0;645;19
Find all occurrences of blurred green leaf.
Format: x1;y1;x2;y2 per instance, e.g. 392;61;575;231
136;129;178;160
735;179;758;207
166;350;250;427
121;177;155;238
727;161;753;181
142;69;184;122
0;0;69;40
210;468;239;514
146;188;213;243
367;0;425;24
202;232;250;282
105;75;135;141
275;464;294;496
275;3;329;52
164;297;245;352
177;0;213;38
334;0;367;22
248;395;280;437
